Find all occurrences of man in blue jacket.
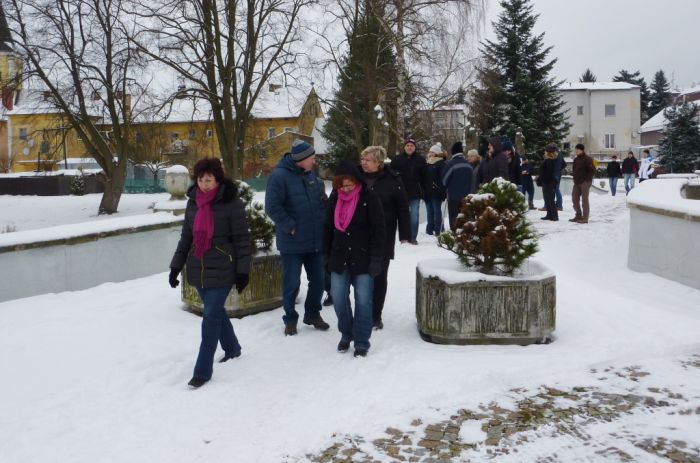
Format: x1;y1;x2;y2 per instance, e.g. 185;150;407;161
265;140;330;336
442;141;473;231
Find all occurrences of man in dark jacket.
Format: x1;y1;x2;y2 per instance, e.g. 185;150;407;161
621;151;639;194
480;137;509;184
570;143;596;224
265;139;330;336
503;140;522;188
390;138;428;244
606;155;622;196
442;141;473;231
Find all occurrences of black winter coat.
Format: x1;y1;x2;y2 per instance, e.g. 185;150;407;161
537;159;557;188
170;180;252;288
323;186;386;275
390;152;429;200
508;153;522;185
606;161;622;178
425;159;447;200
361;167;411;260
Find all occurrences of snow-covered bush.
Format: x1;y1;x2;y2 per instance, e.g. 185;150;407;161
438;178;538;275
69;173;86;196
235;180;274;252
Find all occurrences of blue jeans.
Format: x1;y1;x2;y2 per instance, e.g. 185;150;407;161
424;199;444;235
409;199;420;241
624;174;635;193
193;286;240;380
331;268;374;351
609;177;619;196
554;177;563;209
280;252;323;324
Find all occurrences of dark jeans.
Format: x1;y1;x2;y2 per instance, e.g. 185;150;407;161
331;267;374;351
280;252;323;324
554;177;563;209
521;177;535;203
448;200;462;231
193;286;240;380
608;177;619;196
542;184;558;220
408;199;420;241
424;198;444;235
372;259;390;321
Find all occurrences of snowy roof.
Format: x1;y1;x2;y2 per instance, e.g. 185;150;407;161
434;104;468;112
641;101;700;133
559;82;640;91
8;89;112;119
679;84;700;96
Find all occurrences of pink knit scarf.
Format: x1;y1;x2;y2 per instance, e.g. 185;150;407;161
193;186;218;259
334;184;362;232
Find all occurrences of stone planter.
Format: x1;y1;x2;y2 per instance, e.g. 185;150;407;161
182;252;283;318
416;259;556;345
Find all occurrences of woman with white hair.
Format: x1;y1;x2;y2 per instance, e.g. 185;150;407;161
424;142;447;235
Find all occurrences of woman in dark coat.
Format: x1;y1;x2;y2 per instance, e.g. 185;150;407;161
324;160;386;357
537;146;559;221
359;146;410;330
169;157;251;388
424;143;447;236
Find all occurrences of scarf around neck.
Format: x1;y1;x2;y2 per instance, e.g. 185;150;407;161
193;186;219;259
334;184;362;232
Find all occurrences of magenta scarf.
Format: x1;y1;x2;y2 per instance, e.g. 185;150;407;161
334;184;362;232
193;186;219;259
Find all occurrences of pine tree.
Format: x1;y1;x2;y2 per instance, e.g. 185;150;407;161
236;181;275;252
613;69;651;123
658;102;700;173
579;68;597;83
455;86;467;104
468;0;571;164
648;70;673;119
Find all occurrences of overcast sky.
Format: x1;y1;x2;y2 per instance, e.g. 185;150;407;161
481;0;700;90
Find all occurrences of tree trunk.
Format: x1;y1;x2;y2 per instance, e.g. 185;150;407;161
97;162;127;215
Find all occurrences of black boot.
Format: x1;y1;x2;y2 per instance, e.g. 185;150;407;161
218;352;241;363
187;377;209;388
303;316;330;331
373;319;384;330
322;293;333;306
337;339;351;353
354;349;368;358
284;321;298;336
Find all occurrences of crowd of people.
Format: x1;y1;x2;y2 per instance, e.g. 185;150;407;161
169;138;650;388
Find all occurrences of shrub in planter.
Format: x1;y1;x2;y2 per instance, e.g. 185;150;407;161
70;173;87;196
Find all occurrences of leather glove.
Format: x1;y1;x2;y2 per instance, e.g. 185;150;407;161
169;268;180;288
368;259;383;278
235;273;249;294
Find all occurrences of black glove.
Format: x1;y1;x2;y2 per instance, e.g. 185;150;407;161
368;259;383;278
235;273;249;294
169;268;180;288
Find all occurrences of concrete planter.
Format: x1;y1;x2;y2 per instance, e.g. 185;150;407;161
416;259;556;345
182;252;283;318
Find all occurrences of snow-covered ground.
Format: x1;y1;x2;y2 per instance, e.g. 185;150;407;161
1;193;700;462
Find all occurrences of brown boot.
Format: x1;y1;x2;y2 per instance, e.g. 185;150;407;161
568;216;582;222
303;316;330;331
576;217;589;224
284;321;298;336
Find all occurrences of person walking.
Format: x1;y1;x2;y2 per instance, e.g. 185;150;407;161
359;146;410;330
265;140;330;336
621;151;639;194
537;145;559;221
520;156;536;210
442;141;473;231
169;157;251;389
479;137;509;184
390;138;428;244
570;144;596;224
324;161;386;357
466;149;481;194
424;143;447;236
639;150;655;183
606;155;622;196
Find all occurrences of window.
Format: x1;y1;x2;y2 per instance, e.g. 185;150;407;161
577;106;584;116
284;127;293;133
206;129;213;138
170;132;179;140
135;132;143;144
267;127;275;139
605;104;616;117
604;133;615;149
188;129;196;140
18;128;28;140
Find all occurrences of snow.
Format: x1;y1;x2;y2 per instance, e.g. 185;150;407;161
417;258;554;284
166;165;190;175
2;192;700;462
459;420;487;444
559;82;640;91
627;178;700;216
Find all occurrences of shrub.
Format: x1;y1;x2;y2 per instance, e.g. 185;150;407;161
69;174;86;196
235;180;275;252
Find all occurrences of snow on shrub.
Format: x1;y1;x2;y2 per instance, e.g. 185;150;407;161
235;180;274;252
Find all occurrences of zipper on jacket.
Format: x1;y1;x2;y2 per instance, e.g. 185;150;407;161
215;246;233;262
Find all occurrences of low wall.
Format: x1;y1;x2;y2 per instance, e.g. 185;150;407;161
627;177;700;290
0;175;104;196
0;214;183;302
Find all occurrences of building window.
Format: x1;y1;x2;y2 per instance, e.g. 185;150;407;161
284;127;293;133
577;106;584;116
188;129;196;140
135;132;143;144
170;132;179;140
605;104;616;117
206;129;213;138
18;128;28;140
268;127;276;139
604;133;616;149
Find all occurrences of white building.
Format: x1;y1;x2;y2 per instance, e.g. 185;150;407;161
558;82;641;157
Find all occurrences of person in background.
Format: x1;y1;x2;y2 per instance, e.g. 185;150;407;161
503;140;522;189
169;157;251;389
570;143;596;224
390;138;428;244
639;149;655;183
553;146;566;211
537;145;559;221
520;156;536;210
265;140;330;336
606;155;622;196
324;161;386;357
621;151;639;194
442;141;473;231
359;146;410;330
479;137;509;184
467;149;481;193
424;143;447;236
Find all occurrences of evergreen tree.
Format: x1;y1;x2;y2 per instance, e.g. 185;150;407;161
467;0;571;164
455;86;467;104
658;102;700;173
613;69;651;123
579;68;597;83
648;70;673;119
322;1;397;169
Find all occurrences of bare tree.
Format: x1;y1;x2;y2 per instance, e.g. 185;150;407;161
7;0;145;213
133;0;314;179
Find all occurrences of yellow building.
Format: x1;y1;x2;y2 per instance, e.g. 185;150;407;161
0;5;23;172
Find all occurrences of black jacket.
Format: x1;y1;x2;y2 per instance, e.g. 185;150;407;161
390;151;429;200
171;180;252;288
621;157;638;174
323;186;386;275
442;153;473;201
607;161;622;178
508;152;522;185
361;167;411;260
480;139;509;184
425;159;447;200
537;159;558;187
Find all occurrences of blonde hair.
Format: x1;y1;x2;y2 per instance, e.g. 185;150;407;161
360;145;386;164
467;149;480;160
